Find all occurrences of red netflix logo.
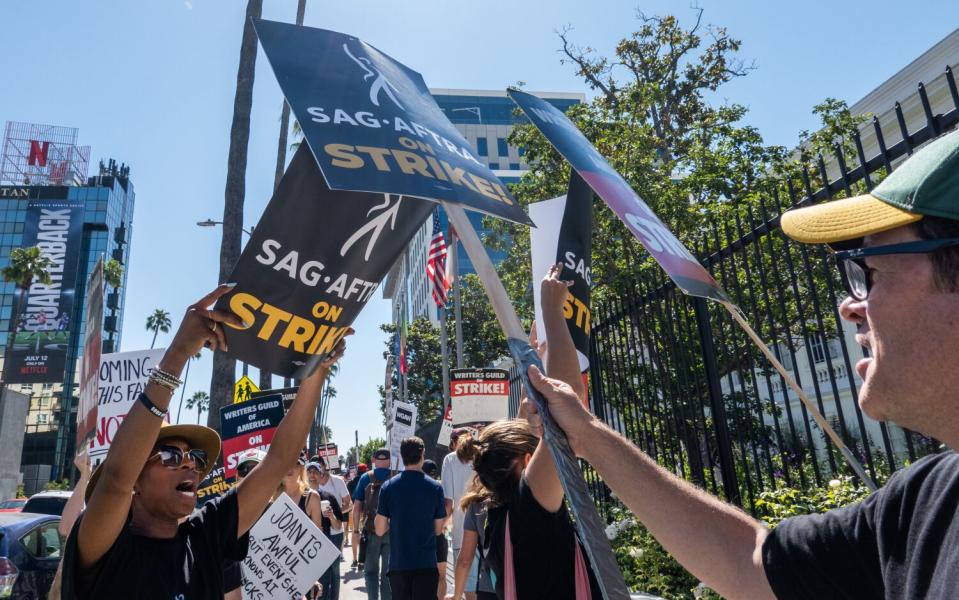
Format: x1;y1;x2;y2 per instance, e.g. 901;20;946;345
28;140;50;167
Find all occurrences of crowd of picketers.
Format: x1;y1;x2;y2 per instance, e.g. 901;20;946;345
46;132;959;600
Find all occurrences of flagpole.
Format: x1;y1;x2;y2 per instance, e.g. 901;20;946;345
451;232;465;368
440;305;451;416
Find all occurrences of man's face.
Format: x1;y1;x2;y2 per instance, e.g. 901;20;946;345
839;225;959;434
306;467;320;488
316;465;329;483
134;437;202;519
372;457;389;469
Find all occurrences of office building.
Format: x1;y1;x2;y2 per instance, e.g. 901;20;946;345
0;121;135;489
384;89;585;326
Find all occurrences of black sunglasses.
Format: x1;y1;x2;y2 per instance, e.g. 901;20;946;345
833;237;959;300
236;461;258;478
148;445;208;472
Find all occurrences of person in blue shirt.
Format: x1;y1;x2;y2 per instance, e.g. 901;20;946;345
353;448;394;600
375;437;447;600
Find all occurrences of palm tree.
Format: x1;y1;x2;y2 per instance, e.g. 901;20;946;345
1;246;52;382
175;352;203;424
311;363;337;451
210;0;264;434
263;0;308;393
185;391;210;425
103;259;123;290
145;309;171;349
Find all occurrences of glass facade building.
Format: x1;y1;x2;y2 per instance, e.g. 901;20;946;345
385;89;584;327
0;170;134;487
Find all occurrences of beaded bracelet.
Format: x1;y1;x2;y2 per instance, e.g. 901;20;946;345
148;367;183;392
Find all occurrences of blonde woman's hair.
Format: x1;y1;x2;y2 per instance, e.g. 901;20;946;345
276;464;311;501
457;420;537;509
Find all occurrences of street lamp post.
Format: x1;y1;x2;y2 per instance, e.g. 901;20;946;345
196;218;253;376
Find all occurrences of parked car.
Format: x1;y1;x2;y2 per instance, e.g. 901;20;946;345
0;501;24;514
19;492;70;517
0;512;63;599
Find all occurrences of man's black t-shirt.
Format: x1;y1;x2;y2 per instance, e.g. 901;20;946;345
62;487;250;600
763;451;959;599
484;477;600;600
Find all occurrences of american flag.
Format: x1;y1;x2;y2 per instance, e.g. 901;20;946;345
426;207;451;307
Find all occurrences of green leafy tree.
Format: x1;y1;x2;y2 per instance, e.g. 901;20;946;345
175;352;203;424
379;318;445;424
349;437;387;467
145;308;172;349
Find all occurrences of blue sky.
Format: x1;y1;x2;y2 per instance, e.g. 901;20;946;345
1;1;955;456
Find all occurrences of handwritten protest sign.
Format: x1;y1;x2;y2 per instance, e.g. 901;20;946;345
529;171;595;372
509;89;728;302
221;394;285;479
215;145;434;378
242;492;339;600
252;19;530;226
89;348;166;465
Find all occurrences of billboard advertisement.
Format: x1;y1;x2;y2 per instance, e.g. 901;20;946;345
76;258;103;449
4;195;85;384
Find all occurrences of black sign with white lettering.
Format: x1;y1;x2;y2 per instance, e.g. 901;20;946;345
557;171;594;369
252;18;531;226
215;145;434;379
3;196;84;383
395;405;414;428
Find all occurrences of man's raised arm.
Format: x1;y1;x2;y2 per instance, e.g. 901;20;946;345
526;365;776;600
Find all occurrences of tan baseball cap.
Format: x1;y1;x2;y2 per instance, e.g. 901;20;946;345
781;129;959;244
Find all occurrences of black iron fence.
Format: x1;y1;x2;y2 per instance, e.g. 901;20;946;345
585;67;959;517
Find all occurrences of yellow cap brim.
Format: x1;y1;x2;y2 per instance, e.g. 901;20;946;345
780;193;923;244
85;423;221;503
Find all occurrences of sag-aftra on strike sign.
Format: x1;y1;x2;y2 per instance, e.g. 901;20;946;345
252;19;531;227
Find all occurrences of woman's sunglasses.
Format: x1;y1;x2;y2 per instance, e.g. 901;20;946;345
148;445;209;472
833;237;959;300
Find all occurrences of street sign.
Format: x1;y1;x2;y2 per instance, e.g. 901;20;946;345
233;375;259;404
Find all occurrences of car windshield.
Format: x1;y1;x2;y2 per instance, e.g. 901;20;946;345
22;497;67;516
0;500;24;509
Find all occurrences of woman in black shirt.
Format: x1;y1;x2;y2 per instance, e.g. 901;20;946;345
60;285;349;599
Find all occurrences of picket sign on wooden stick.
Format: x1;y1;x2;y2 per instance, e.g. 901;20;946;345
722;302;878;491
506;88;876;493
442;201;633;600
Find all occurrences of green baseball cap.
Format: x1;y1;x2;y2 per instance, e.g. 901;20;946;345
781;129;959;243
